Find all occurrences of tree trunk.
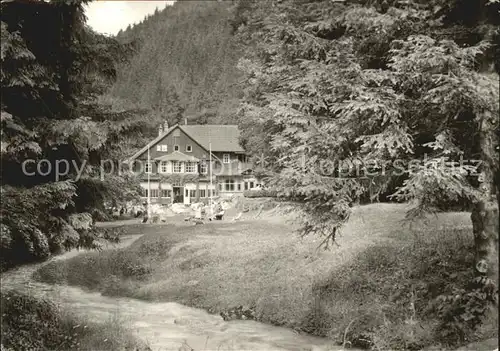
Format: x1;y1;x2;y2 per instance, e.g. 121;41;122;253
471;201;499;282
471;110;499;285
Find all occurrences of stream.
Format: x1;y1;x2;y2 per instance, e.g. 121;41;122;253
1;234;347;351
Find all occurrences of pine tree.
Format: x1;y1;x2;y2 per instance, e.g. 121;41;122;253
0;0;150;270
238;0;499;301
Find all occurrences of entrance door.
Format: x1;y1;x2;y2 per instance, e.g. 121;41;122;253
173;187;184;204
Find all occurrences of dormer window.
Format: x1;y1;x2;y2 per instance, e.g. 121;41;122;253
186;145;192;152
223;153;230;164
174;145;180;151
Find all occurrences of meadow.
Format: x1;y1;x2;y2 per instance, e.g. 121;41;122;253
35;203;498;350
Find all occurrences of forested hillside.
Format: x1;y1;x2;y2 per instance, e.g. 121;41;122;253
111;0;243;125
0;0;154;270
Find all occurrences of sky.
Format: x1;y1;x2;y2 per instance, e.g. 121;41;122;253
85;1;175;36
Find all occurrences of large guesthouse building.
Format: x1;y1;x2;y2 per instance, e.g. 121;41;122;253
127;123;259;205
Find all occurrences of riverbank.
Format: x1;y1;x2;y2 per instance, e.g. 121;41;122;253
0;290;148;351
35;203;498;350
0;233;150;351
1;228;346;351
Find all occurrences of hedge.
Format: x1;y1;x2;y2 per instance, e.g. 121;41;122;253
243;189;277;198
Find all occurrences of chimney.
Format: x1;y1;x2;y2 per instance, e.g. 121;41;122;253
185;118;188;125
163;121;169;132
158;124;163;136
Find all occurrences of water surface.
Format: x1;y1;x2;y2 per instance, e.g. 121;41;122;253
1;234;346;351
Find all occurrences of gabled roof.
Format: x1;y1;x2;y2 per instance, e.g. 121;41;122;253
126;124;245;162
155;151;200;162
181;125;245;153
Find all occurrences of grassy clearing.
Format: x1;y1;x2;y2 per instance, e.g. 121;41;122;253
35;203;498;350
0;290;148;351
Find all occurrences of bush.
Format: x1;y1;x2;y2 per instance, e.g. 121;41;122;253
0;183;102;272
34;249;152;291
34;226;187;299
0;291;146;351
302;227;498;350
432;276;498;344
243;189;277;198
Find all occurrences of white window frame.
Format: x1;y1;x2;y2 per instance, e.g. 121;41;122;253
161;145;168;152
156;145;161;151
223;153;230;164
160;161;168;173
145;162;152;174
173;161;182;173
160;189;171;198
186;145;192;152
200;162;207;174
225;179;235;191
199;189;206;198
185;162;196;173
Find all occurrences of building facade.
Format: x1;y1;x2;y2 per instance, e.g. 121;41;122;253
127;123;260;205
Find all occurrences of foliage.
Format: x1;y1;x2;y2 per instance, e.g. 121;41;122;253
0;0;152;270
234;0;499;341
0;182;78;268
308;225;496;350
0;290;145;351
112;0;243;125
236;0;499;245
36;249;152;293
243;189;278;198
432;276;498;344
1;290;81;350
74;173;143;215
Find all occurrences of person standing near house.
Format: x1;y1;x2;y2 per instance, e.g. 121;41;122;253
195;204;203;220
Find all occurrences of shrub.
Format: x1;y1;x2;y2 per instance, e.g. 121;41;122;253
431;276;498;345
0;291;146;350
302;227;498;350
243;189;277;198
0;182;78;270
34;249;152;290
